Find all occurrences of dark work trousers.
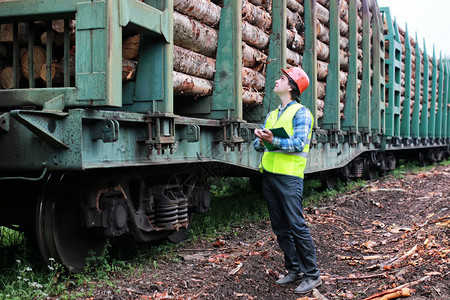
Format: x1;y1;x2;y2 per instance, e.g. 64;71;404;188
262;170;320;279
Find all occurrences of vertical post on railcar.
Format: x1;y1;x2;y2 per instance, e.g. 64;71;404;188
341;0;358;136
133;0;174;113
212;0;243;120
322;0;341;133
445;60;450;140
302;0;318;126
411;33;421;140
381;8;402;145
357;0;371;141
428;46;437;140
400;24;411;140
420;41;429;141
262;0;286;117
370;2;385;146
435;52;444;141
444;60;450;140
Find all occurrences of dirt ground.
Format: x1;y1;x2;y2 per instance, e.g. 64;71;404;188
69;164;449;300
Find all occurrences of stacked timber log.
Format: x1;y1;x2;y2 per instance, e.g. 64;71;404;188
0;20;77;89
173;0;271;106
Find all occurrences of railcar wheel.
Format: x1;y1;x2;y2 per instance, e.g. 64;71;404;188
36;174;106;273
320;171;337;190
362;157;378;180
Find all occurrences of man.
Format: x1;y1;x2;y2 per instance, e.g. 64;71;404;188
254;67;321;294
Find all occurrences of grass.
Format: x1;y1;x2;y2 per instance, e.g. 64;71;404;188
0;158;448;298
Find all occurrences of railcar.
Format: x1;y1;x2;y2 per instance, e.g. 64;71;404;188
0;0;448;271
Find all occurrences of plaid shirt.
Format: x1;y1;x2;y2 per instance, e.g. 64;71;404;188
254;101;312;153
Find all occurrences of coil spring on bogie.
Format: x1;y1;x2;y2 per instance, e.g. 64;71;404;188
154;199;189;230
352;160;363;177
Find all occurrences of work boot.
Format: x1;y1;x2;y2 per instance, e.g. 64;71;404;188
275;271;302;286
294;277;322;294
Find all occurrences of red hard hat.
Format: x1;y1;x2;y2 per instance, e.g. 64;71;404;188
282;67;309;94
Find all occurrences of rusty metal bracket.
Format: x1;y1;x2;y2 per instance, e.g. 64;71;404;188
145;112;176;155
0;113;10;132
92;119;119;143
221;119;245;151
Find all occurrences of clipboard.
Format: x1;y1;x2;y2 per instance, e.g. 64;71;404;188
262;127;290;151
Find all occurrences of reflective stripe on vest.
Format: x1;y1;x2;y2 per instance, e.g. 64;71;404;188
259;103;313;178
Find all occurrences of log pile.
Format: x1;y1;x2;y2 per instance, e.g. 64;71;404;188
0;19;76;89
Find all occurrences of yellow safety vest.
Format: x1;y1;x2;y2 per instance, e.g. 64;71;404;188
259;102;313;179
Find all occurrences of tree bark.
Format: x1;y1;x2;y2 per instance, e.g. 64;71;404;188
242;67;266;91
173;71;213;97
317;81;326;99
286;7;302;30
242;89;263;106
286;29;304;52
316;21;329;44
316;3;329;24
39;61;63;84
316;39;329;61
173;45;216;80
173;11;218;58
340;19;349;36
340;36;349;50
286;48;302;66
122;59;137;82
174;0;221;28
340;49;349;71
0;66;15;89
242;0;272;31
317;60;328;80
20;46;46;79
123;34;140;60
242;42;267;68
242;21;270;50
287;0;304;14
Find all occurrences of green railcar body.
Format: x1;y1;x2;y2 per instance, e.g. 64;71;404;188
0;0;448;271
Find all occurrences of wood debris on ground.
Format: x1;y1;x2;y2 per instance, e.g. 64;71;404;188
66;164;449;299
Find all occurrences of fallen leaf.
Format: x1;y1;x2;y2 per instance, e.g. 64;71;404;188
213;239;226;247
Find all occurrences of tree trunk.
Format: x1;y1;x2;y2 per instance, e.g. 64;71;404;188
39;61;63;84
286;29;304;52
0;66;15;89
340;49;349;71
242;89;263;106
242;67;266;91
340;36;349;50
316;21;329;44
316;3;329;24
173;71;213;97
287;0;304;14
173;11;218;58
242;21;270;50
242;0;272;31
123;34;140;60
286;48;302;66
242;42;267;69
316;40;329;61
317;99;325;109
173;45;216;80
122;59;137;82
20;46;46;79
317;81;326;99
0;23;28;44
174;0;221;28
317;60;328;80
340;19;349;36
286;7;302;30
